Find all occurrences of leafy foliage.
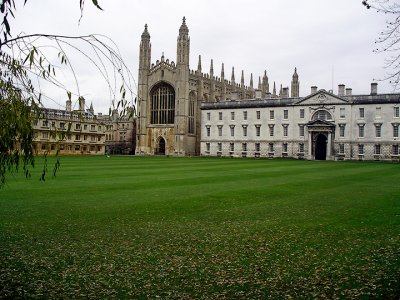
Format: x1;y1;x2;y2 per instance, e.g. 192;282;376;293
363;0;400;88
0;0;135;187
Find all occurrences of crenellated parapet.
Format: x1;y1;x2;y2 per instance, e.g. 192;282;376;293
149;55;177;75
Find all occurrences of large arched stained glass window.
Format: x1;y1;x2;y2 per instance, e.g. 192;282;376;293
188;91;196;134
150;83;175;124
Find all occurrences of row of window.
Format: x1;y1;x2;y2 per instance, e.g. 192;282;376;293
207;107;400;122
205;142;304;153
37;132;102;142
205;123;399;138
38;120;103;131
35;143;102;152
205;143;399;156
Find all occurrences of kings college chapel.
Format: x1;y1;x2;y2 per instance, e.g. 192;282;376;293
136;18;400;161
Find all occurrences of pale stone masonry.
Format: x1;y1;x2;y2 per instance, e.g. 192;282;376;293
136;17;400;160
200;85;400;161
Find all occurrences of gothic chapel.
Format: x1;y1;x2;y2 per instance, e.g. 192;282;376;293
136;17;288;156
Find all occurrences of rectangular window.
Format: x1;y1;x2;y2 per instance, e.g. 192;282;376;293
393;144;399;155
51;121;56;128
242;125;247;137
41;143;46;150
339;124;345;137
42;132;49;139
299;143;304;153
206;142;210;152
395;107;400;118
218;125;223;137
283;125;288;137
42;120;48;127
299;125;305;137
84;135;87;141
243;111;248;120
269;125;274;137
339;144;345;154
268;143;274;153
255;143;260;152
375;124;382;138
84;124;87;130
217;142;222;152
358;124;364;138
256;111;261;120
206;126;211;137
283;110;288;120
300;109;305;119
255;125;261;137
91;124;96;131
231;112;235;121
375;144;381;155
230;125;235;137
270;110;274;120
75;134;80;141
282;143;288;153
230;143;234;152
340;108;345;118
242;143;247;152
207;112;211;121
219;112;223;120
358;144;364;155
393;124;399;138
359;108;365;118
60;122;65;129
376;107;381;118
76;123;81;130
98;126;102;131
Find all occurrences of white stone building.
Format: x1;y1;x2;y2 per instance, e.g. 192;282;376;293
200;84;400;161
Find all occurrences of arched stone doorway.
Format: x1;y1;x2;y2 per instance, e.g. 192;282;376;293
156;137;166;155
315;134;327;160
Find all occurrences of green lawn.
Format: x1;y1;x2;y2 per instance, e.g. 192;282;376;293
0;156;399;299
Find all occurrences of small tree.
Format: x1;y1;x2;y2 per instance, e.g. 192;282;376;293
363;0;400;88
0;0;135;187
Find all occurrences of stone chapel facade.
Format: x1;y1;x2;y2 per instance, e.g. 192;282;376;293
136;18;290;156
136;18;400;160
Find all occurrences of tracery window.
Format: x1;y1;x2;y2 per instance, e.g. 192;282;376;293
150;83;175;124
188;92;196;134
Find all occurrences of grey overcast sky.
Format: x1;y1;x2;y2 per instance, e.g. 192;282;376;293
11;0;391;114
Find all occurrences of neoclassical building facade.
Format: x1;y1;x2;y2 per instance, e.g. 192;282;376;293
201;84;400;161
136;18;400;160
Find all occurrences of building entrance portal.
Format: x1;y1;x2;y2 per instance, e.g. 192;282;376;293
315;134;327;160
156;137;166;155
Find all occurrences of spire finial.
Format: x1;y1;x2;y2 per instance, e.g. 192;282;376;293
231;67;235;83
141;23;150;39
210;59;214;74
250;73;254;88
197;55;202;72
241;70;245;86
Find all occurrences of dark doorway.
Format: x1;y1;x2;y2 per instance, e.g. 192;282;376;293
156;137;166;155
315;134;327;160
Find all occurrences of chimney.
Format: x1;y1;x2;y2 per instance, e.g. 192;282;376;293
371;82;378;95
255;89;262;100
338;84;345;96
311;86;318;94
345;88;352;96
66;100;71;112
230;91;239;101
282;87;289;98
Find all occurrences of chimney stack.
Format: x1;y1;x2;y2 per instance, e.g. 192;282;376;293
311;86;318;94
338;84;345;96
345;88;352;96
371;82;378;95
282;87;289;98
255;89;262;100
